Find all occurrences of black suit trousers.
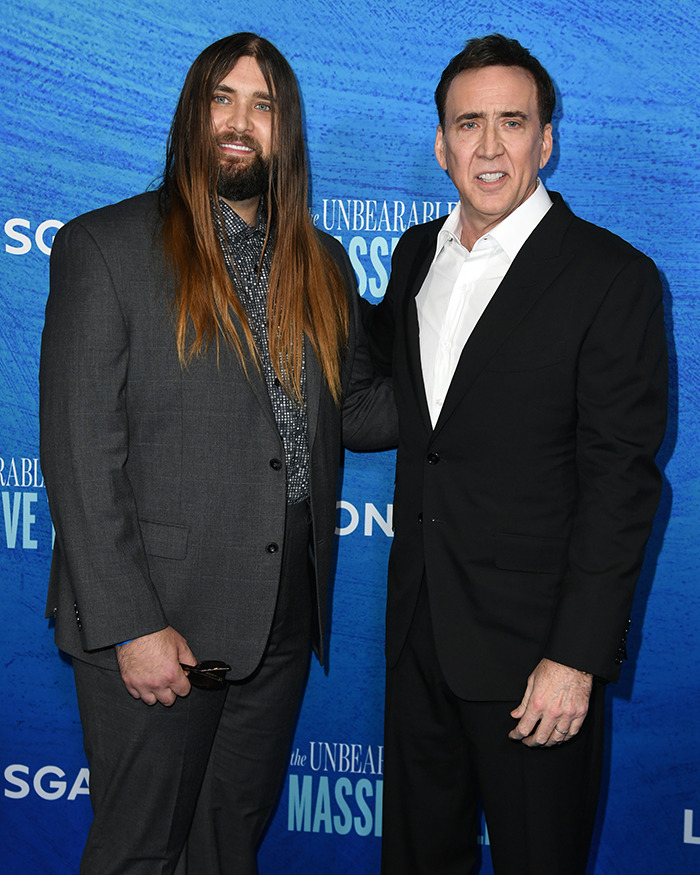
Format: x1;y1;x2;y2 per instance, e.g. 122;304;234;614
382;579;605;875
73;501;312;875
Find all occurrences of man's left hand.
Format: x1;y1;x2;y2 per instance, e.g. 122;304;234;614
509;658;593;747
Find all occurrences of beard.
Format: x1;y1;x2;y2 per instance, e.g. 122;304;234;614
216;143;269;203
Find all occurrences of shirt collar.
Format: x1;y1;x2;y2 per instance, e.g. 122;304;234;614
216;197;267;242
435;179;552;263
488;179;552;261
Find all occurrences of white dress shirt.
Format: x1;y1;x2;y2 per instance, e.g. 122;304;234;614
416;181;553;427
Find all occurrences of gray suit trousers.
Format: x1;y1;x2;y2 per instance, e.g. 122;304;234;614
74;500;312;875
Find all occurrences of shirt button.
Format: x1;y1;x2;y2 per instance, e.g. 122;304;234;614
427;452;440;465
266;543;279;554
269;458;283;470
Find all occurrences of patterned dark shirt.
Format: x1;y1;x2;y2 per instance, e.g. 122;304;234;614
215;198;310;504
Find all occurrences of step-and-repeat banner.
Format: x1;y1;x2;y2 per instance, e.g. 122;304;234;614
1;1;697;872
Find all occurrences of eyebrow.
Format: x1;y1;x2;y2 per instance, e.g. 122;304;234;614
213;84;273;102
455;110;529;123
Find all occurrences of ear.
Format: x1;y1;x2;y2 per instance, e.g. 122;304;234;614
539;123;553;170
435;125;447;171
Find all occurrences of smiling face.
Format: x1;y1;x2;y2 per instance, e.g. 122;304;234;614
210;55;274;221
435;65;553;250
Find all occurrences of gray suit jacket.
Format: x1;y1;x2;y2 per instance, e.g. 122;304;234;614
40;191;396;678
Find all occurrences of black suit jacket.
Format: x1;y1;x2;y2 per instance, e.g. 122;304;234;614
40;191;397;678
366;192;667;700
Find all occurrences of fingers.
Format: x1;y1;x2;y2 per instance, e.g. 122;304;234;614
509;706;553;744
509;694;589;746
121;659;189;706
509;679;532;722
116;627;194;705
127;683;178;707
520;718;574;748
551;724;571;743
165;664;192;701
176;639;198;675
507;659;592;747
508;713;583;747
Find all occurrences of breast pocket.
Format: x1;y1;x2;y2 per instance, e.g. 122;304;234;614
492;531;567;575
486;341;565;373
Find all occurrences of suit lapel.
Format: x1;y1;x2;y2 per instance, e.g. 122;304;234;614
432;194;575;438
403;225;441;434
240;337;320;455
240;343;278;430
244;336;321;457
305;335;321;448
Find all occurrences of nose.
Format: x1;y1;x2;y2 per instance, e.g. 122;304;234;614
224;99;252;134
477;124;504;160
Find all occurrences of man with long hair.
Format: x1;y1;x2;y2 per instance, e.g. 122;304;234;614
40;33;396;874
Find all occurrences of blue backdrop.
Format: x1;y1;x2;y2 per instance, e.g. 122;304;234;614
1;1;698;872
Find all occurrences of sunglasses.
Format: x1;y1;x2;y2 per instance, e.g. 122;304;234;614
180;660;231;690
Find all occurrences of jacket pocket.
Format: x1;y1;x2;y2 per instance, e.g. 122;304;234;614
486;341;565;372
139;519;189;560
492;531;567;574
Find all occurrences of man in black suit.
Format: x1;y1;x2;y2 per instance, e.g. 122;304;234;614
364;34;667;874
40;33;395;875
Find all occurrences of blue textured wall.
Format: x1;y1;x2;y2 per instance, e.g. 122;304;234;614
1;1;698;871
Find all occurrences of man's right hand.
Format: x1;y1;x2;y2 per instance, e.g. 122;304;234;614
116;626;196;706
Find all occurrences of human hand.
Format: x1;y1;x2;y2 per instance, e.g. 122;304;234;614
508;658;592;747
116;626;196;706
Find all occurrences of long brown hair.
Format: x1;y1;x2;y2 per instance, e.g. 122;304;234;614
160;33;349;403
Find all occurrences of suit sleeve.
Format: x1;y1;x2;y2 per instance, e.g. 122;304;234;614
319;233;398;451
544;253;668;681
359;230;407;378
40;220;168;651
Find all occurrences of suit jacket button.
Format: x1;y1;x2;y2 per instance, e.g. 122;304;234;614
418;513;423;523
266;542;279;554
269;458;283;470
427;452;440;465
